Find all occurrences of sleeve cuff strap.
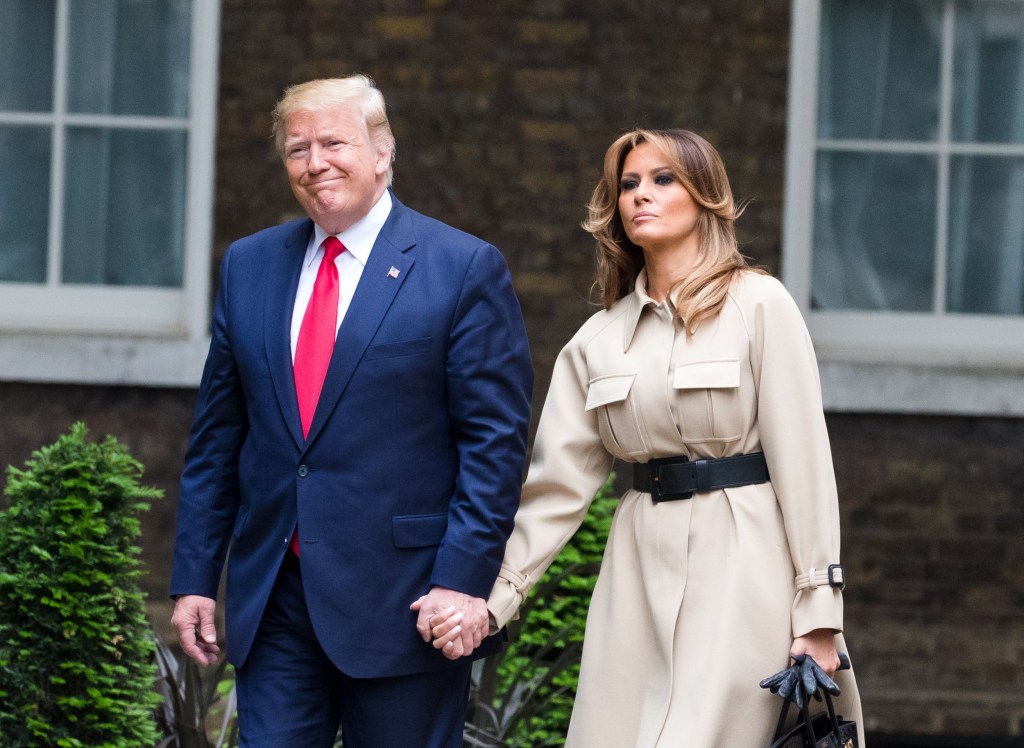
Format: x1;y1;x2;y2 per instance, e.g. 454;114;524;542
795;564;845;591
486;568;532;630
497;567;531;594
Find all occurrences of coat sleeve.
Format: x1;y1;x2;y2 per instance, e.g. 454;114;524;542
428;243;534;599
747;277;844;638
487;329;615;629
169;248;248;600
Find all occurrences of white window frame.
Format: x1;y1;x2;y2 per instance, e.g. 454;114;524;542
0;0;220;386
784;0;1024;416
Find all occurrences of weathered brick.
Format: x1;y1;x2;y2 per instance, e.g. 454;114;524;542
370;15;435;41
517;19;588;44
519;120;578;142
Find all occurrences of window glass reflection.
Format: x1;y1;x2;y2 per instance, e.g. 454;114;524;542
62;128;187;287
812;152;937;311
67;0;191;117
0;126;51;283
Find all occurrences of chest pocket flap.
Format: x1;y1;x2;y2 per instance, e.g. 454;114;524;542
673;359;740;389
585;373;636;410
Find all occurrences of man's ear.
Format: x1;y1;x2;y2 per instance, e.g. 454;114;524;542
375;148;392;176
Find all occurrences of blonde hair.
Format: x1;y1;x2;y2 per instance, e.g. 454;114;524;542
583;128;761;334
271;75;396;184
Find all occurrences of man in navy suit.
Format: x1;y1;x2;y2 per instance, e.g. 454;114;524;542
170;75;532;747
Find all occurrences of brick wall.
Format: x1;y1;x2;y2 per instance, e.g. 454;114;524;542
1;0;1022;740
831;414;1024;739
216;0;790;395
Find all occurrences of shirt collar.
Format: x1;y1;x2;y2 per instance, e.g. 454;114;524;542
307;189;393;268
622;268;676;351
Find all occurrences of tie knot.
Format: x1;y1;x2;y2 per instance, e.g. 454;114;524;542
322;236;345;263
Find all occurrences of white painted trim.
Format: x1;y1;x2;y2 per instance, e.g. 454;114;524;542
183;1;221;346
0;112;191;129
820;361;1024;417
782;0;819;314
0;334;210;387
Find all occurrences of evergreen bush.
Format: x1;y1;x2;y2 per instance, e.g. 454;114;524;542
0;422;163;747
466;474;618;747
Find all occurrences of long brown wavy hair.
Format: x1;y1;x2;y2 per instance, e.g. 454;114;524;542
583;128;761;334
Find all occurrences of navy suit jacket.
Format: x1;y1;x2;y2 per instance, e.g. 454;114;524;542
170;194;533;677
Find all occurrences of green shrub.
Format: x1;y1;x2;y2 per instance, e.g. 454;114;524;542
466;474;618;747
0;422;163;747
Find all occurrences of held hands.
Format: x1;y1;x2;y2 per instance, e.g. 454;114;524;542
410;586;490;661
170;594;221;666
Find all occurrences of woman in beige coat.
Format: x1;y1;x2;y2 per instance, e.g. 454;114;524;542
433;128;864;746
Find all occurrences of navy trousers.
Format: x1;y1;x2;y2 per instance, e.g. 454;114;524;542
235;552;472;747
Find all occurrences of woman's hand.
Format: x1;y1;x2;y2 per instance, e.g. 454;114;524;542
411;589;489;661
790;628;839;677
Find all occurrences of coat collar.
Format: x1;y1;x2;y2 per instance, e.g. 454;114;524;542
622;268;674;352
265;219;315;449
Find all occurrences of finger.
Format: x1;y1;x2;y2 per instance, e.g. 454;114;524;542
800;661;818;696
814;664;841;695
199;616;218;648
443;636;465;660
433;624;462;650
409;595;427;612
182;632;216;666
431;612;464;640
177;626;201;660
456;619;478;655
776;673;797;701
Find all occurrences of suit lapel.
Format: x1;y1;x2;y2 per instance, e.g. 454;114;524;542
303;198;417;447
265;219;314;450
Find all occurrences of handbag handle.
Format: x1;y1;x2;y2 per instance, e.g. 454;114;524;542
767;653;850;747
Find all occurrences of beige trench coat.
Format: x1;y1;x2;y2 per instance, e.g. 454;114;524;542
488;271;864;747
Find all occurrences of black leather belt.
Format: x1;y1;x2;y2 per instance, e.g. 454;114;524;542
633;453;770;503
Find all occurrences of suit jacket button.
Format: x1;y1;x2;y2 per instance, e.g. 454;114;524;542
297;465;309;477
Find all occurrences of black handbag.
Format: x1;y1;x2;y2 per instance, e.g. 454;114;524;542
768;688;858;748
762;654;859;748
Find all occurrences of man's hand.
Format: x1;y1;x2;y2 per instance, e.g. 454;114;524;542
410;586;489;661
171;594;221;666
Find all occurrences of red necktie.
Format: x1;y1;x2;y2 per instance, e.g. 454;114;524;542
291;236;345;556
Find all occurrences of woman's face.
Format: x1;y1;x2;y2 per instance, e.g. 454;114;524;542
617;141;701;256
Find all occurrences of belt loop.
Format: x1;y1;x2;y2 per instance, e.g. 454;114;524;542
694;458;710;492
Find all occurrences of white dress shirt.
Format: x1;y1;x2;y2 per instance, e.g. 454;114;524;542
290;190;393;361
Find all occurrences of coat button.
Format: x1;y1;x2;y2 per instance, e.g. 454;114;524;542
297;465;309;477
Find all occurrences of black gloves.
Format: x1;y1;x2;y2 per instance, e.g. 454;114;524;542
759;653;847;709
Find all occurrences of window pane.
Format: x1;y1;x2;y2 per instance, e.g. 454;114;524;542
0;126;51;283
0;0;56;112
812;152;937;311
947;156;1024;314
67;0;191;117
62;128;186;287
953;1;1024;144
818;0;942;141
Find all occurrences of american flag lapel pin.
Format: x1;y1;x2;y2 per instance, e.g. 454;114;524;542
387;266;400;279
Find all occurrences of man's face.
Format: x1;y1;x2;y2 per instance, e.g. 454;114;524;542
282;104;391;234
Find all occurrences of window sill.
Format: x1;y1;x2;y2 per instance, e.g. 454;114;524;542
818;359;1024;417
0;333;209;387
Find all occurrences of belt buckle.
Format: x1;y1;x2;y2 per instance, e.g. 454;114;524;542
651;457;694;503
